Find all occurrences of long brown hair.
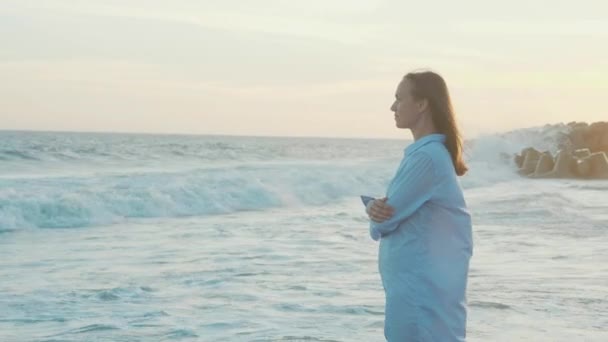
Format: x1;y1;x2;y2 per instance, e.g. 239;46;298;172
405;71;468;176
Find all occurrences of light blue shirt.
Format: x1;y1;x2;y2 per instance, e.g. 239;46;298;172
365;134;473;341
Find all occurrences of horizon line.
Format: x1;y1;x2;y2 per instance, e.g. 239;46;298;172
0;128;412;141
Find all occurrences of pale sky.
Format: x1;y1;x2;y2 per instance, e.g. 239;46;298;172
1;0;607;139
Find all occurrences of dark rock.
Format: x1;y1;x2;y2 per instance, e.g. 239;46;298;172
573;148;591;159
533;152;554;176
519;148;541;176
515;121;608;179
589;152;608;179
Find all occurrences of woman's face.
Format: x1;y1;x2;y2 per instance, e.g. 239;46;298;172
390;80;423;129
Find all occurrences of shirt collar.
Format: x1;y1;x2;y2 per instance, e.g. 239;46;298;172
404;133;446;155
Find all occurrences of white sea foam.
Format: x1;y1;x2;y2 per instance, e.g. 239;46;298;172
1;129;606;341
0;125;585;229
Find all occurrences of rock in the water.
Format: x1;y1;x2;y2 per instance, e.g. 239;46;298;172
564;121;608;153
545;150;577;178
514;121;608;180
573;148;591;159
588;121;608;153
576;158;591;177
519;148;541;176
533;152;555;176
515;154;524;169
515;147;536;169
589;152;608;179
569;126;587;149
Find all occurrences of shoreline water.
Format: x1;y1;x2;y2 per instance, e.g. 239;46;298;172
1;129;606;341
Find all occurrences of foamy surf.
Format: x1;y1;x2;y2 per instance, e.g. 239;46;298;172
1;129;606;341
0;125;582;230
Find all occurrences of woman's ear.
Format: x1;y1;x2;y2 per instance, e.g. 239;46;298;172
417;98;429;113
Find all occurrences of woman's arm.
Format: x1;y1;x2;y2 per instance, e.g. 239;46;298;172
369;152;435;240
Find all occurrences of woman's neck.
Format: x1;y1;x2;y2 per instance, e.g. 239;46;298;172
411;123;439;141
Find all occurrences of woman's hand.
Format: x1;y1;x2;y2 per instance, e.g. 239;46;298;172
367;197;395;223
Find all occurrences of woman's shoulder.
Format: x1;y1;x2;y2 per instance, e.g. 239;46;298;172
412;141;450;160
411;142;452;170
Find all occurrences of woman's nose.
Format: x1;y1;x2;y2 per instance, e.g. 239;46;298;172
390;102;396;112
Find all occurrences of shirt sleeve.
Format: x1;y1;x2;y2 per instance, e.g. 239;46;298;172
369;152;436;241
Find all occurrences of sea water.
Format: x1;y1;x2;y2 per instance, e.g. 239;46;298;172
1;129;606;341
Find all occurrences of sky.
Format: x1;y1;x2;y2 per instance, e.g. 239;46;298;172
1;0;607;139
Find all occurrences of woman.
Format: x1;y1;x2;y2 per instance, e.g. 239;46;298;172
364;70;473;341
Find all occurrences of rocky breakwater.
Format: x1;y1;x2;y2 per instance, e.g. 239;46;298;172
514;121;608;179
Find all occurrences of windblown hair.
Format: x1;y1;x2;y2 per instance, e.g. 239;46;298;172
405;71;468;176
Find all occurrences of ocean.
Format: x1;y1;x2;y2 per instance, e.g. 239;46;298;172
1;129;606;341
